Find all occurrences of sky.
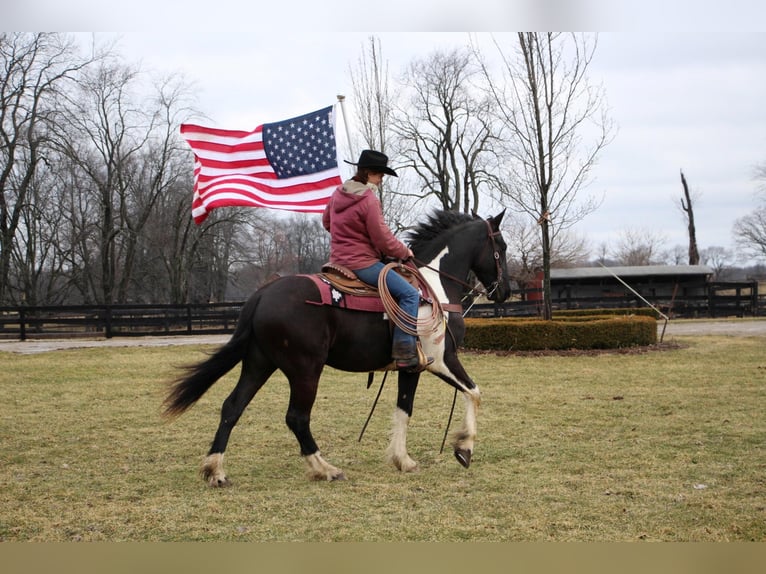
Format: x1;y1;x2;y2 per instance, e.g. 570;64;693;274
5;1;766;263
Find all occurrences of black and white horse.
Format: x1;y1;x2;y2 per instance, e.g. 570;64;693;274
164;210;511;485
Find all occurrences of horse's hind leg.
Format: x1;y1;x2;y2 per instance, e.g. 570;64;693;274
284;373;345;481
202;350;276;487
386;371;420;472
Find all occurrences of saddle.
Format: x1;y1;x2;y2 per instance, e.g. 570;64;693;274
318;262;419;296
313;263;434;373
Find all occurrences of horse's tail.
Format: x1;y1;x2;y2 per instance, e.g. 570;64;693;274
163;296;257;418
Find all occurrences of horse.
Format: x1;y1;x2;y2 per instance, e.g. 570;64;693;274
163;209;511;485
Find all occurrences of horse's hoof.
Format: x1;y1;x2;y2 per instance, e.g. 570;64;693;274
209;477;232;488
330;472;346;481
454;448;472;468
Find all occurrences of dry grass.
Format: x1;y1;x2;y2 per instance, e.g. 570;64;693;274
0;334;764;541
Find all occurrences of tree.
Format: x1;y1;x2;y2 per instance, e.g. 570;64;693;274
733;163;766;263
733;201;766;262
679;169;700;264
611;228;668;266
347;35;409;230
392;47;498;215
52;56;199;304
503;211;589;292
477;33;614;319
664;244;688;265
700;246;735;280
8;160;73;305
348;36;392;170
0;33;96;304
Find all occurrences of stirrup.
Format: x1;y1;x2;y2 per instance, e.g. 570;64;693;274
395;357;433;373
394;343;433;373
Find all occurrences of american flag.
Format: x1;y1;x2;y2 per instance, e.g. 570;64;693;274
180;106;342;224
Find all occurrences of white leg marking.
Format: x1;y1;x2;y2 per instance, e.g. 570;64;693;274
304;452;346;481
453;387;481;454
201;453;230;487
387;407;418;472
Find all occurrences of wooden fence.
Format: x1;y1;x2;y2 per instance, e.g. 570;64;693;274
0;281;762;341
469;281;764;319
0;303;243;341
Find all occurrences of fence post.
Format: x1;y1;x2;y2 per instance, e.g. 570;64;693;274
19;307;26;341
186;304;193;334
105;306;113;339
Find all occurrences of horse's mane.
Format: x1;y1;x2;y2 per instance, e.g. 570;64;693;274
407;210;480;253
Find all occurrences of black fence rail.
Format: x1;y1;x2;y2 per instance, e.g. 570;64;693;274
464;281;764;319
0;303;243;341
0;282;762;341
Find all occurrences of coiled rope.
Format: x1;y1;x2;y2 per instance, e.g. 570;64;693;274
377;261;444;336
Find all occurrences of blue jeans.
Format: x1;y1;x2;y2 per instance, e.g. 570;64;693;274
353;261;419;348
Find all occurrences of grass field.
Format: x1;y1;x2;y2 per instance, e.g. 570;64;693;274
0;334;764;541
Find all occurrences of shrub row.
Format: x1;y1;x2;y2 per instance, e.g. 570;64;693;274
552;307;661;319
462;315;658;351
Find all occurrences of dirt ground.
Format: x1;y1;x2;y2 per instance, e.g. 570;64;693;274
0;318;764;355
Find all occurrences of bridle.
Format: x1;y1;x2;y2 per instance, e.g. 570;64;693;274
413;218;506;308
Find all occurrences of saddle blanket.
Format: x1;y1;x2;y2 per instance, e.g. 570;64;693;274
302;274;387;313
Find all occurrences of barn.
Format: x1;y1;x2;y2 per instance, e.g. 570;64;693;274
470;265;761;317
547;264;731;316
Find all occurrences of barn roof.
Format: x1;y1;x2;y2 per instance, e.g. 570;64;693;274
550;265;714;280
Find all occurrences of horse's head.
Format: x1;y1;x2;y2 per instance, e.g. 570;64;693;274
408;209;512;305
473;210;511;303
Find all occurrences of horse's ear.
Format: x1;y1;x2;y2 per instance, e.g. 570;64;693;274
489;209;506;228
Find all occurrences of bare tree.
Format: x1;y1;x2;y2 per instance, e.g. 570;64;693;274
348;35;409;229
700;246;735;280
504;212;590;303
733;202;766;262
51;56;199;304
733;163;766;263
348;36;392;165
392;47;498;216
505;212;589;276
0;33;97;304
116;74;197;302
611;228;668;266
477;33;615;319
679;169;700;264
8;160;74;305
664;244;688;265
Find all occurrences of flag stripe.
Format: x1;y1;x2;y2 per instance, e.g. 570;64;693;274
180;106;341;224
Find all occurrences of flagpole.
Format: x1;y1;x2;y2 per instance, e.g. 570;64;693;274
336;94;353;161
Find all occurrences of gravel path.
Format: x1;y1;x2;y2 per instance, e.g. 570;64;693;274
659;318;766;337
1;319;765;355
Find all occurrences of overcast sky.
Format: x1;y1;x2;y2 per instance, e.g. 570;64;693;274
6;2;766;263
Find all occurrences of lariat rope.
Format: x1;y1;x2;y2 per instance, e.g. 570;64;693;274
377;261;444;336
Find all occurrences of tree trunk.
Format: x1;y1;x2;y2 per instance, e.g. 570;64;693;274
680;170;700;265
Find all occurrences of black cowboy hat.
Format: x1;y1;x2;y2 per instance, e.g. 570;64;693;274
344;149;398;177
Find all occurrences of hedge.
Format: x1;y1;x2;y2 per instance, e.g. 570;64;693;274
463;315;658;351
552;307;661;319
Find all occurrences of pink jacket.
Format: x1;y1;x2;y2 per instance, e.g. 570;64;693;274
322;180;410;270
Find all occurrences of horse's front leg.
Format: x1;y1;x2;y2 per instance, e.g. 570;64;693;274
387;371;420;472
452;386;481;468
